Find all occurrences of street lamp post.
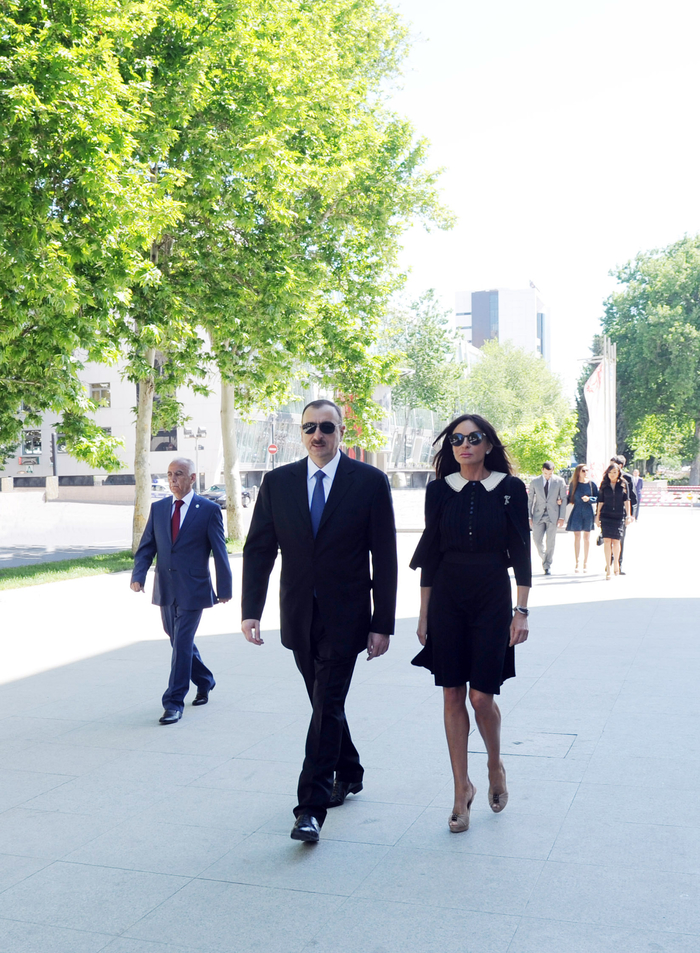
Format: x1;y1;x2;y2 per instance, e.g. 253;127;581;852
183;426;207;491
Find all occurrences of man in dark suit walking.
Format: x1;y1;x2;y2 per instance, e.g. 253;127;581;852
242;400;398;843
131;457;232;724
611;454;638;573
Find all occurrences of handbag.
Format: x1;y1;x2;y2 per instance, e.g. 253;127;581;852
596;532;604;546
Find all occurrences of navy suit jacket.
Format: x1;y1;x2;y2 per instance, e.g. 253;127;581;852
131;495;233;610
242;454;398;656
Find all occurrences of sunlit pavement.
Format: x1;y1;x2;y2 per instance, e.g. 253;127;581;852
0;506;699;952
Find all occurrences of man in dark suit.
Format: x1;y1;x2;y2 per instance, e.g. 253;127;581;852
131;457;232;724
242;399;397;843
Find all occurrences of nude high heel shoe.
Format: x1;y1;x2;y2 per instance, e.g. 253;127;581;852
448;787;476;833
488;764;508;813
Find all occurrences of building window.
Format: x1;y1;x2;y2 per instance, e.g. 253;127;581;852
56;433;68;453
151;429;178;452
22;430;42;454
101;427;112;436
537;312;545;355
489;292;499;339
90;382;111;407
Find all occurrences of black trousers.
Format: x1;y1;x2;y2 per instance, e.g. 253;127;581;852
160;603;214;712
292;601;363;825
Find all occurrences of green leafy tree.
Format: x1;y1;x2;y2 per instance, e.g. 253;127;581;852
459;340;574;475
629;413;696;473
380;291;461;463
0;0;179;471
603;234;700;484
114;0;452;543
506;414;576;475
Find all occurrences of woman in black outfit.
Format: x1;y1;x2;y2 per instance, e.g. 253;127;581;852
410;414;531;833
595;462;632;579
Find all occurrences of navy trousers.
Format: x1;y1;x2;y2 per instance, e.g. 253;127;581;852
292;600;362;825
160;603;214;712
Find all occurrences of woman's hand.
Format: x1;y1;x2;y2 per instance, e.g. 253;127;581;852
416;614;428;646
510;611;529;647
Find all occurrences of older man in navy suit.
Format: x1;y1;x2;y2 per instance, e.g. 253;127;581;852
131;457;232;724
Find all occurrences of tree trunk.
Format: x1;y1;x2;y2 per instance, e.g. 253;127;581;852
132;348;156;553
690;419;700;486
220;381;245;541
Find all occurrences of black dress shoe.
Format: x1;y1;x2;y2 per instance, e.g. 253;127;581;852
328;779;363;808
159;709;182;725
192;690;210;706
544;569;551;575
290;814;321;843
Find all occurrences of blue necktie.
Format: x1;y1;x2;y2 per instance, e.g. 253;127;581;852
310;470;326;537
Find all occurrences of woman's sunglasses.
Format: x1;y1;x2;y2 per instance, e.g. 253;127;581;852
302;421;339;435
447;431;487;447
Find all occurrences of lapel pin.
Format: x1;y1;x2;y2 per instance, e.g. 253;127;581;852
195;504;199;508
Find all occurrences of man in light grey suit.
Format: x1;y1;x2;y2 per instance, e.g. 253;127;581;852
528;461;567;575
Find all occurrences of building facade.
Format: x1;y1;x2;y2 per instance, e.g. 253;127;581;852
455;286;551;362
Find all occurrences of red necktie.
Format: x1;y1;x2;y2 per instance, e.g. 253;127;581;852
172;499;184;542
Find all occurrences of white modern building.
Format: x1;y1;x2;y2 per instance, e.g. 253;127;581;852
455;286;551;362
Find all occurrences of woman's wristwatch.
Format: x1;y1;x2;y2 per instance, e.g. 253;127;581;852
514;606;529;616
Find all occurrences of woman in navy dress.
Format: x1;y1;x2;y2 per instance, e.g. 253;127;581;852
566;464;598;573
410;414;531;833
595;462;632;579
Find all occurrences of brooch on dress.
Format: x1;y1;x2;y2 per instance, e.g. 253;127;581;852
504;495;510;505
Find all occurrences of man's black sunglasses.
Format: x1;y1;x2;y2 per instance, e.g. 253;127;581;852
302;421;339;435
447;431;486;447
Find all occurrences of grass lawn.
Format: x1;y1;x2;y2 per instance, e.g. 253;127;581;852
0;540;245;590
0;551;134;590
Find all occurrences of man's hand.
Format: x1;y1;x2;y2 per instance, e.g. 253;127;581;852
218;598;231;604
557;518;565;528
366;632;390;661
242;619;264;645
130;581;144;593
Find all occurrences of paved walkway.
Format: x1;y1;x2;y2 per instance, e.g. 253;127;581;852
0;508;699;952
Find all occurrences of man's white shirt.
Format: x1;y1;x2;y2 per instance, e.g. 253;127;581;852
307;450;342;508
171;488;195;527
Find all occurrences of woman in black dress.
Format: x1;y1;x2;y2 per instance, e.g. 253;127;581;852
566;464;598;573
410;414;531;833
595;462;632;579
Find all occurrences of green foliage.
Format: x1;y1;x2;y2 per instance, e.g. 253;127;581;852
629;413;697;464
505;414;576;476
0;0;180;467
379;291;461;422
603;234;700;477
458;340;573;474
460;340;571;433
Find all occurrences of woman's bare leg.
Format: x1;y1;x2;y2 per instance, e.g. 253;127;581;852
582;531;590;569
469;688;506;800
573;532;581;567
443;685;475;813
603;538;612;576
611;539;621;573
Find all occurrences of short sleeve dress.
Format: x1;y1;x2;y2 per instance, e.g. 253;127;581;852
566;480;598;532
409;471;531;694
599;482;628;539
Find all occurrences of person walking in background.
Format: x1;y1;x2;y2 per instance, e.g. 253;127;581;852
528;462;567;575
131;457;232;724
632;468;643;520
241;399;397;844
566;464;598;573
610;454;637;574
595;462;632;579
411;414;531;833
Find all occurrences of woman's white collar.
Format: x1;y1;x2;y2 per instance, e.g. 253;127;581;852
445;471;507;493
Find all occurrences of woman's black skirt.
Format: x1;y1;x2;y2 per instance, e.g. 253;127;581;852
600;516;624;540
412;552;515;694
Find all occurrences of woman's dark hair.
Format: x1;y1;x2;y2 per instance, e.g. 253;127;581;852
600;462;628;495
432;414;512;480
569;463;589;498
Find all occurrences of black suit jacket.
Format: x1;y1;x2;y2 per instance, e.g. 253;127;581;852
242;454;398;655
132;495;233;610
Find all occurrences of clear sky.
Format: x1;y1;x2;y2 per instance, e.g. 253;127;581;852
389;0;700;394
